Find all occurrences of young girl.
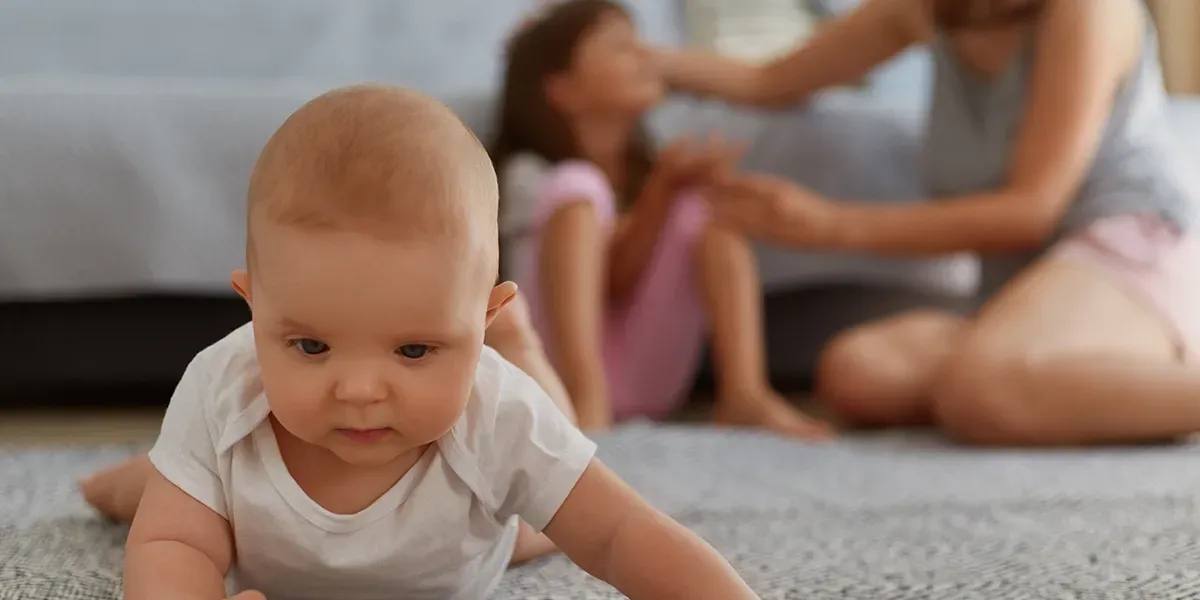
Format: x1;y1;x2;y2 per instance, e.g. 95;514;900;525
493;0;831;438
654;0;1200;446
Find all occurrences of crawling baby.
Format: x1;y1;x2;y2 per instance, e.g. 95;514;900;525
119;84;759;600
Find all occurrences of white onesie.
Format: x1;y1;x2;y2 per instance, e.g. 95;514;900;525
147;324;597;600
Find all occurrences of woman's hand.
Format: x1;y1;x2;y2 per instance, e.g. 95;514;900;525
707;173;845;248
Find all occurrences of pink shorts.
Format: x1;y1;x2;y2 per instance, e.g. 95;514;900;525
1051;214;1200;359
516;161;710;421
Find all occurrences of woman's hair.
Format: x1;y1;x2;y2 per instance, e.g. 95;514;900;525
491;0;654;211
932;0;1045;30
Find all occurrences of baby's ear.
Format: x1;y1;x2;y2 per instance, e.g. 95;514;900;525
484;281;519;327
231;269;253;307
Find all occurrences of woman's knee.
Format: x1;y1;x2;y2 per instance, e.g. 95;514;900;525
817;312;960;416
931;333;1049;445
816;326;928;424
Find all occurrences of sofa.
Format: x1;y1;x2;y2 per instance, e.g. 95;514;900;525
4;0;1194;403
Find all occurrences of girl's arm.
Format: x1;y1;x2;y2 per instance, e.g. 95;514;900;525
606;177;677;303
655;0;925;107
824;0;1137;256
124;470;242;600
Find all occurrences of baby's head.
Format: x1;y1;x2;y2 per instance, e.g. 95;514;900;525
492;0;662;205
233;84;512;467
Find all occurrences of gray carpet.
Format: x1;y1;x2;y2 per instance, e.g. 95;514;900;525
6;424;1200;599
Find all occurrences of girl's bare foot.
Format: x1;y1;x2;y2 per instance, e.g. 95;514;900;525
712;388;835;441
80;454;155;523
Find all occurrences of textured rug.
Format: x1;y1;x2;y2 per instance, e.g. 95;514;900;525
6;424;1200;599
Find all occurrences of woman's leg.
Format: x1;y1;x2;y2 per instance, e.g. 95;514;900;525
698;223;834;438
932;217;1200;446
933;257;1198;445
816;310;965;427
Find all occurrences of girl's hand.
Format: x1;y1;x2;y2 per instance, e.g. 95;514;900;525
651;134;747;195
708;173;844;248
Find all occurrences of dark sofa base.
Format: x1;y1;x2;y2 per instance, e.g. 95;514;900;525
2;285;974;407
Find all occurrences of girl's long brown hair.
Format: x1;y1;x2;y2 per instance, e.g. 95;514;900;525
491;0;654;212
932;0;1044;30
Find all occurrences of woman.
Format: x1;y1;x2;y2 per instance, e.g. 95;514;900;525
657;0;1200;446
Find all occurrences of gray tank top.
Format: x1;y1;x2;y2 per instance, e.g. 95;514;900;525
921;5;1197;298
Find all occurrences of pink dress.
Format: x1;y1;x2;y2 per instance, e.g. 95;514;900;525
515;161;709;421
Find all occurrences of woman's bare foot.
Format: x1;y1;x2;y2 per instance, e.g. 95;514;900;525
80;454;155;523
712;388;835;441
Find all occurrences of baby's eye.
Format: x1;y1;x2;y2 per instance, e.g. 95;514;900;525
294;338;329;356
396;344;431;360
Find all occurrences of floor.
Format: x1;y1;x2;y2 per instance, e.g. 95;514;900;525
0;408;163;447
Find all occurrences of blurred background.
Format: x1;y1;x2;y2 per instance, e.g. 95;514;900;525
0;0;1196;441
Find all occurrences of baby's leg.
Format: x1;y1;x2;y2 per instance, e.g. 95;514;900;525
80;453;155;523
697;224;834;439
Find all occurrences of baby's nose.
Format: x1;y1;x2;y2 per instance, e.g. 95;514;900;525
335;370;389;404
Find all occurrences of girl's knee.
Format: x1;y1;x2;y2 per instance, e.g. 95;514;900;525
666;191;712;241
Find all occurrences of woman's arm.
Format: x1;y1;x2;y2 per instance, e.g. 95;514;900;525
719;0;1137;256
656;0;925;107
826;0;1138;256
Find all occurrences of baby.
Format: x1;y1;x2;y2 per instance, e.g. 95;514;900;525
121;84;760;600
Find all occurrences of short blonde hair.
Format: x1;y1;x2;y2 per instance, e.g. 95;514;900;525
246;84;498;261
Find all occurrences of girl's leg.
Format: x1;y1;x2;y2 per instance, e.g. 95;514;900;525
816;310;965;427
484;294;575;566
597;195;710;421
484;292;576;424
932;218;1200;446
697;224;834;438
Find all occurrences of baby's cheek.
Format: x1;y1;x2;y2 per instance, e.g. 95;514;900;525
401;362;475;437
260;357;329;431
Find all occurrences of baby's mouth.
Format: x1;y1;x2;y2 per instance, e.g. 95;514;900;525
337;428;392;444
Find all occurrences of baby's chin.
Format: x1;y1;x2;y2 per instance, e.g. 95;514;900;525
324;436;425;468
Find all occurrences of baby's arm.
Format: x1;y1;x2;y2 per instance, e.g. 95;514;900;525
543;460;759;599
124;469;245;600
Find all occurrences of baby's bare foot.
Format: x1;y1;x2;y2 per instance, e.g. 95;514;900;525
712;389;835;441
80;454;154;523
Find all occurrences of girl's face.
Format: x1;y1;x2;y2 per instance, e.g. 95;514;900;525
552;11;664;118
